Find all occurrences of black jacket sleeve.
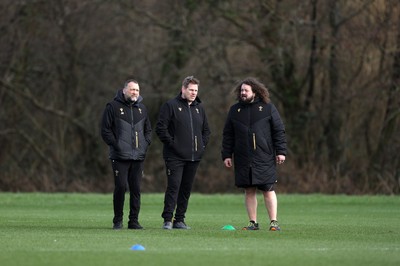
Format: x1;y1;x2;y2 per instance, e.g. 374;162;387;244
221;108;234;160
101;103;117;147
144;110;152;145
270;104;287;156
155;102;173;145
201;107;211;147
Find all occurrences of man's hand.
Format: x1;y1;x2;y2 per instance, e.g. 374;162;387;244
276;155;286;165
224;158;232;168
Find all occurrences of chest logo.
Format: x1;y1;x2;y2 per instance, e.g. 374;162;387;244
196;108;199;114
178;107;182;111
237;108;241;112
120;108;124;115
259;106;263;111
138;108;142;114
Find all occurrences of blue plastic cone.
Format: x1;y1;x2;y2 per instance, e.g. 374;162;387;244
131;244;145;251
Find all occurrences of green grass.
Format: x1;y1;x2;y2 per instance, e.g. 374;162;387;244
0;193;399;266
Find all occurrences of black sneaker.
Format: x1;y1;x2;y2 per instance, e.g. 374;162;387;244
242;221;259;230
113;221;123;230
172;221;191;229
128;221;143;230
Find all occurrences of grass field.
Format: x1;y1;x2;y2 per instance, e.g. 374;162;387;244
0;193;399;266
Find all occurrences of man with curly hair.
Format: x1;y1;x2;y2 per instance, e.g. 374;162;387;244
222;77;287;231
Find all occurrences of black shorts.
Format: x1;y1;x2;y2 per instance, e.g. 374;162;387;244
240;183;275;192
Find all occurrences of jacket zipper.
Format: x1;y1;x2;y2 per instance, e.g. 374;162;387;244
135;131;139;148
188;105;195;161
253;133;256;150
130;105;136;153
195;136;198;151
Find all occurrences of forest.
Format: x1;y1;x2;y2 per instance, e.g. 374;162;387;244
0;0;399;194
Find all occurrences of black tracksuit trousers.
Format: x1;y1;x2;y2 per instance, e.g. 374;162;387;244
161;160;200;222
111;159;143;225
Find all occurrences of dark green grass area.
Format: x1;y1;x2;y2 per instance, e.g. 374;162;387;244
0;193;399;266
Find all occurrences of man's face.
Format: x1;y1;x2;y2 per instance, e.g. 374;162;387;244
181;83;198;104
123;82;140;102
240;84;255;103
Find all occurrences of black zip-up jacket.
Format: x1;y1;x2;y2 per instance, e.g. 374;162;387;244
221;98;287;186
156;93;211;161
101;89;152;160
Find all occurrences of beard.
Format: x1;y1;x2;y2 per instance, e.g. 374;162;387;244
125;95;138;103
241;95;254;103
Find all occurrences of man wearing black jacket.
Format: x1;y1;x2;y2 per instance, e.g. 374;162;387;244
101;79;152;230
222;77;287;231
156;76;211;230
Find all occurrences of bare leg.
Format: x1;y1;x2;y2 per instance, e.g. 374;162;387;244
244;187;257;222
263;190;277;221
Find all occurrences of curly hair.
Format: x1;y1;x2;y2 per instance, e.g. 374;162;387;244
234;77;270;103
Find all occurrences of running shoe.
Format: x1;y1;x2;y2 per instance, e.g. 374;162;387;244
269;220;281;231
173;221;191;229
242;221;259;230
163;221;172;230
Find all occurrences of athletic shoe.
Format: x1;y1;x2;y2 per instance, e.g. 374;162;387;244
172;221;191;229
163;221;172;230
269;220;281;231
113;221;123;230
242;221;259;230
128;221;143;230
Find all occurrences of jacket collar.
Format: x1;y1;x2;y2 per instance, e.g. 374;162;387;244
239;97;261;106
176;93;201;106
114;89;143;106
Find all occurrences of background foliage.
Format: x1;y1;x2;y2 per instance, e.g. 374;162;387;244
0;0;399;194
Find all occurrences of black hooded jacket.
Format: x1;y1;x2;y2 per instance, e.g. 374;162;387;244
101;89;152;160
156;94;211;161
221;98;287;186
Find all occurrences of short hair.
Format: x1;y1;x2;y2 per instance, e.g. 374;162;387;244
124;79;139;88
182;76;200;88
234;77;270;103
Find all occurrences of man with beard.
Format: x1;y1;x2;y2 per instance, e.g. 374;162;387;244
221;77;287;231
101;79;152;230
